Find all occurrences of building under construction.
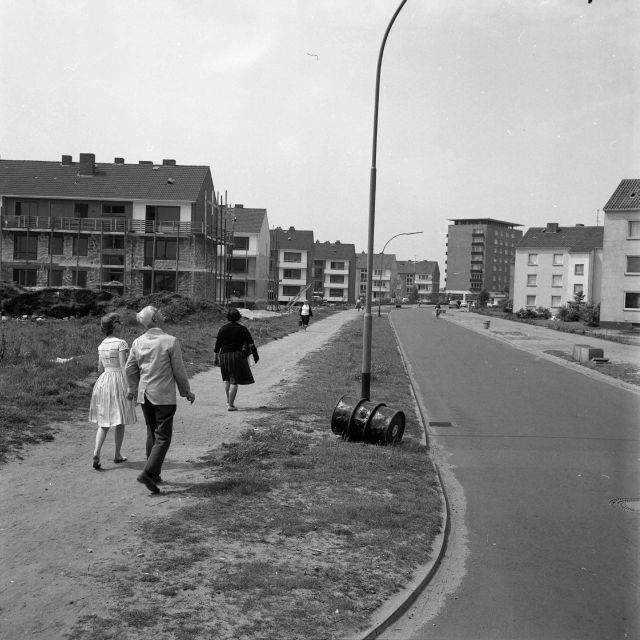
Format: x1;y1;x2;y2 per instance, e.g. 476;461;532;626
0;153;235;301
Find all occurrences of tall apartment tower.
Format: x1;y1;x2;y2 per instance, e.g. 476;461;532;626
445;218;522;297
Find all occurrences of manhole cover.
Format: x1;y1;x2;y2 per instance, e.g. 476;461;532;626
609;498;640;513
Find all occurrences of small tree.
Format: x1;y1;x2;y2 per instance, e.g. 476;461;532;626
478;289;490;308
574;290;585;304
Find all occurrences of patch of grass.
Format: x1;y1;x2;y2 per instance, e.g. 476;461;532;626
69;314;442;640
544;349;640;386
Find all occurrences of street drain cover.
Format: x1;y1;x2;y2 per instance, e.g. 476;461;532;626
429;421;453;427
609;498;640;513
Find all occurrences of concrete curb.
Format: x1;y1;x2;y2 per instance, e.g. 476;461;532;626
353;314;452;640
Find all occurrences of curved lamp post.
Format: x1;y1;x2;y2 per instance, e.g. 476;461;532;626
377;231;423;317
361;0;409;401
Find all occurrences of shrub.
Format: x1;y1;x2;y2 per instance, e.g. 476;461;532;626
535;306;552;320
515;307;536;319
556;303;580;322
581;302;600;327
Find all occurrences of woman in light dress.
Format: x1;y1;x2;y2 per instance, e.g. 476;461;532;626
89;312;137;470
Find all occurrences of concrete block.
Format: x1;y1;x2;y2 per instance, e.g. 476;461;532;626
573;344;604;363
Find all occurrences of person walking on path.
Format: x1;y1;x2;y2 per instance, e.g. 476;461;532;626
213;307;259;411
125;305;195;494
89;312;137;470
299;301;313;329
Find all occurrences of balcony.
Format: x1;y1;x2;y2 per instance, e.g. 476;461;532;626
2;215;226;237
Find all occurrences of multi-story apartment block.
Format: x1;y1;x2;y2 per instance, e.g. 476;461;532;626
226;205;270;309
312;240;356;304
356;252;398;302
0;153;229;299
396;260;440;302
512;222;603;313
600;179;640;328
445;218;522;298
269;226;314;306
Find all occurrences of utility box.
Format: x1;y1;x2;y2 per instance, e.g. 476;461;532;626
572;344;604;363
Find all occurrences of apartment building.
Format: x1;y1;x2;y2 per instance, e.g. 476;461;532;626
269;226;314;306
312;240;356;303
512;223;603;313
226;205;270;309
0;153;228;299
396;260;440;302
600;179;640;328
445;218;522;298
356;252;398;302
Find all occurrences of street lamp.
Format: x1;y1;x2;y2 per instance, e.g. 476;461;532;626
377;231;423;317
361;0;409;401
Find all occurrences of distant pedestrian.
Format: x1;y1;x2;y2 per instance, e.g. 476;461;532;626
299;301;313;329
435;303;442;319
89;312;137;470
213;307;259;411
356;299;362;311
125;306;195;494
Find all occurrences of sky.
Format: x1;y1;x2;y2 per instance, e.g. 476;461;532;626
1;0;638;272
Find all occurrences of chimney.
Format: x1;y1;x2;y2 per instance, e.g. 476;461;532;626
78;153;95;176
162;159;176;166
139;160;153;165
61;154;73;166
114;157;125;164
575;223;584;227
545;222;559;233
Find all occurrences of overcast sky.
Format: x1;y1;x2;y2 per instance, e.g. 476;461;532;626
1;0;638;270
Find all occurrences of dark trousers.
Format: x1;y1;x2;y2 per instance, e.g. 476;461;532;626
141;396;176;477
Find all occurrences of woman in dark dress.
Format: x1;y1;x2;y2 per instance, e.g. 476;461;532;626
213;308;259;411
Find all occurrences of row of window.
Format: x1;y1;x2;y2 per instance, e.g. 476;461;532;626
527;273;583;287
526;291;640;310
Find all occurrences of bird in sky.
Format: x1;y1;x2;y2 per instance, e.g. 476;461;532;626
306;52;319;60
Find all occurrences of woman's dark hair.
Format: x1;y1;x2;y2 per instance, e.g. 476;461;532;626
226;308;241;322
100;312;121;336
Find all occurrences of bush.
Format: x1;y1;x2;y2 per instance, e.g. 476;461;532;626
556;303;581;322
535;306;552;320
515;307;536;319
581;302;600;327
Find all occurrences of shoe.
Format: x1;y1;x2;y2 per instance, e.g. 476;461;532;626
227;406;237;411
92;456;101;471
137;472;160;494
150;474;163;484
113;456;127;464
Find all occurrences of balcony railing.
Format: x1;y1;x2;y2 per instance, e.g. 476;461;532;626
2;215;230;238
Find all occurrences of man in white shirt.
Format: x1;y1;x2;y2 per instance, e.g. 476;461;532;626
126;306;195;493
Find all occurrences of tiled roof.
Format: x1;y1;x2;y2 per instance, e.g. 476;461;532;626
517;226;603;252
230;208;268;234
270;227;314;251
396;260;439;275
313;241;356;260
603;179;640;211
0;158;211;201
356;253;397;269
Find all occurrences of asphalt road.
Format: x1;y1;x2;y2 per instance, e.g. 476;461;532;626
380;308;639;640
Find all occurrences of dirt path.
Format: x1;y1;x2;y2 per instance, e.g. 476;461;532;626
0;310;356;640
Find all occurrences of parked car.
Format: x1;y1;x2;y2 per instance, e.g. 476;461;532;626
401;297;410;304
460;301;468;308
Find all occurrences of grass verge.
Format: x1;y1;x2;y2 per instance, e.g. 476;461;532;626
68;315;442;640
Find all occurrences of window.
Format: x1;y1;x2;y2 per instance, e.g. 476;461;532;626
103;254;124;266
230;258;248;273
234;236;249;250
551;296;561;307
48;269;63;286
330;261;345;270
14;234;38;260
329;288;343;298
374;269;383;276
527;253;538;266
574;264;584;276
154;272;176;292
282;285;300;297
155;239;177;260
626;256;640;274
526;295;536;307
628;221;640;239
527;274;537;286
406;275;414;286
283;252;301;263
15;201;38;217
359;284;367;294
624;292;640;309
103;236;124;250
553;253;563;265
573;284;584;296
13;268;37;286
72;270;87;287
74;203;88;219
360;270;367;282
72;237;88;257
102;270;123;284
102;204;126;216
283;269;301;279
552;274;562;287
146;205;179;222
329;275;344;284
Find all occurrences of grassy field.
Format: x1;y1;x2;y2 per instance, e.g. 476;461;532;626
57;312;442;640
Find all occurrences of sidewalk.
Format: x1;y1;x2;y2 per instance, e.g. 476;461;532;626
441;309;640;395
